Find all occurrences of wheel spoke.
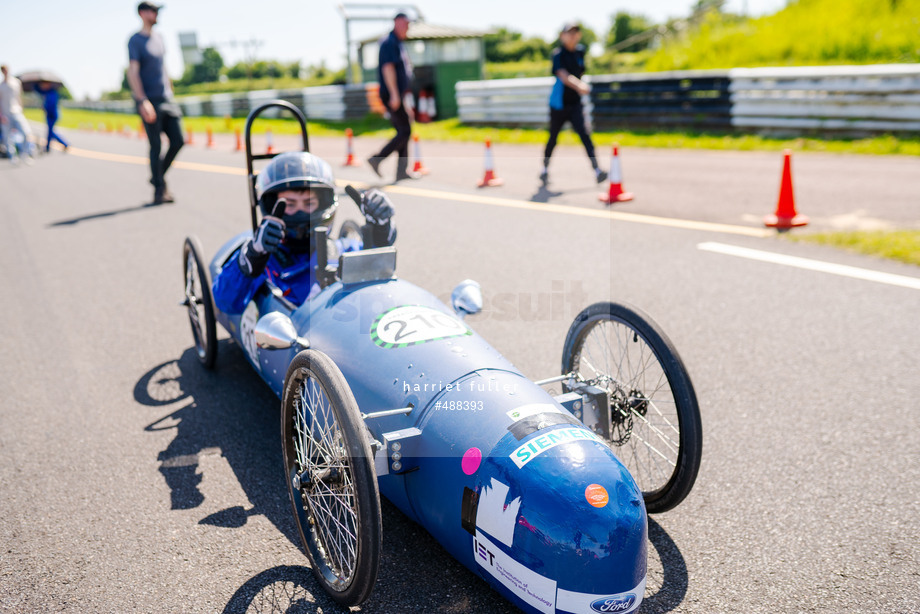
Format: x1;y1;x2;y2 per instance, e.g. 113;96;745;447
290;370;360;586
576;317;683;494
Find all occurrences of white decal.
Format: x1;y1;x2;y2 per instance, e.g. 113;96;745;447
476;478;521;547
240;301;261;371
556;576;646;614
473;531;556;614
506;403;563;423
510;427;605;469
372;305;469;348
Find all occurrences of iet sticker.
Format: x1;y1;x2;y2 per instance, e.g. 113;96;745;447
473;531;556;613
371;305;471;349
510;427;604;468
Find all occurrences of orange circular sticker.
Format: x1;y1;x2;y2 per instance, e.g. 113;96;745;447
585;484;609;508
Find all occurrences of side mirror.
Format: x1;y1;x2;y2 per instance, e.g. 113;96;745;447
255;312;309;350
451;279;483;319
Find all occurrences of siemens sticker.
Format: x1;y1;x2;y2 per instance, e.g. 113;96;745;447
510;426;603;468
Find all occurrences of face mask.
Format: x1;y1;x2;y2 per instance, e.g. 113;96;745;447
283;211;311;240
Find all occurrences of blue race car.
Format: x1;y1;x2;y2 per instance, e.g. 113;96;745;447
181;101;702;614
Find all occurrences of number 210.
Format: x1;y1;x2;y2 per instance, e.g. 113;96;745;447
384;313;462;342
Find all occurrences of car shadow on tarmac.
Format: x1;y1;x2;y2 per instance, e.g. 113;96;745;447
134;344;688;613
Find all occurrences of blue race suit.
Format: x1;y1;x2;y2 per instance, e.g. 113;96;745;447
212;237;361;314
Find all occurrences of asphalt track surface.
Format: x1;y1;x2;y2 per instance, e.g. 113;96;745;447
1;125;919;613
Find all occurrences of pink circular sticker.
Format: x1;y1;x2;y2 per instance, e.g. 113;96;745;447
461;447;482;475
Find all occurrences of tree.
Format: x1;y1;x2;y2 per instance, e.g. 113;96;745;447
578;25;598;49
484;27;552;62
179;47;224;85
484;28;522;62
606;11;654;52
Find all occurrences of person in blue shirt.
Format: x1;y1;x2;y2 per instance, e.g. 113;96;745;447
213;151;397;314
367;12;419;182
127;1;184;204
35;81;69;153
540;22;608;186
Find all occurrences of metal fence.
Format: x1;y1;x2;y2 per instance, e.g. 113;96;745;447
456;64;920;135
67;64;920;135
728;65;920;134
590;70;733;131
71;83;381;122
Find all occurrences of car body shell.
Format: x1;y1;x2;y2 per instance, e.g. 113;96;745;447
209;233;647;614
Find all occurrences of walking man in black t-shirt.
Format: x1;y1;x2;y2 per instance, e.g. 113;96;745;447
127;1;184;204
540;22;607;186
368;12;419;182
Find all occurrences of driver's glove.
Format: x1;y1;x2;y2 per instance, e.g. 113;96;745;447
238;214;285;277
361;188;395;225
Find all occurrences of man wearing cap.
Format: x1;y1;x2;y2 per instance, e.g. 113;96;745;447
540;22;607;186
127;1;184;204
367;12;418;182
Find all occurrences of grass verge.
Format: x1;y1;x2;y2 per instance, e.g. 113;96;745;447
28;108;920;156
786;230;920;267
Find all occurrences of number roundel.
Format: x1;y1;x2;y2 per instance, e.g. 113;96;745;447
371;305;471;349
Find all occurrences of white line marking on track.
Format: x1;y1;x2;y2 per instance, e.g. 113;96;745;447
698;242;920;290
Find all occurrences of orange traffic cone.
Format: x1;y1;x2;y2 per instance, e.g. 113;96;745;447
342;128;359;166
764;149;808;229
206;126;215;149
477;139;504;187
598;145;634;204
186;128;194;145
234;129;242;152
266;129;274;154
412;135;429;175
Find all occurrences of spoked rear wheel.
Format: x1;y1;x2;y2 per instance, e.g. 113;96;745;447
182;236;217;368
562;302;702;513
281;350;381;606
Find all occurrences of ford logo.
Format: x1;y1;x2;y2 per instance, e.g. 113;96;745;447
590;594;636;613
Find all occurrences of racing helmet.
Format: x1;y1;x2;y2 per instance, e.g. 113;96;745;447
256;151;338;251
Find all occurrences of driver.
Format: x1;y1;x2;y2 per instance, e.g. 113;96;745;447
212;151;396;313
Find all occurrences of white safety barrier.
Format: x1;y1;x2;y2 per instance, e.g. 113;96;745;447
728;64;920;133
303;85;347;121
456;64;920;134
456;77;554;125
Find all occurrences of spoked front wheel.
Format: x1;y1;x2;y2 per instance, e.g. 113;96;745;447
182;236;217;368
562;301;702;513
281;350;381;606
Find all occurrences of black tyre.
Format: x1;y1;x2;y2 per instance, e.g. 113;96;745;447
281;350;381;606
338;219;362;241
562;302;702;513
182;236;217;369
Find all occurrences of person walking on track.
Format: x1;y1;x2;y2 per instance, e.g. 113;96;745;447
540;22;607;186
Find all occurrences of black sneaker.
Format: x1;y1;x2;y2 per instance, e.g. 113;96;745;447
368;157;383;178
595;170;608;184
539;169;548;185
153;185;175;204
394;170;421;181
